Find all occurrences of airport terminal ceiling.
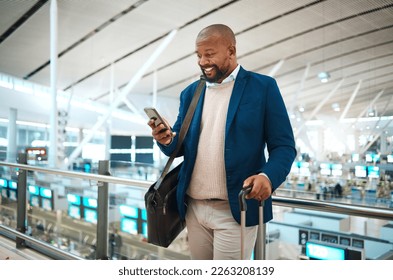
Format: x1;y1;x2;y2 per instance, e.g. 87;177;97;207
0;0;393;136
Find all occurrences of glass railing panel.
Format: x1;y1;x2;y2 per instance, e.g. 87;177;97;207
265;201;393;260
281;178;393;209
106;160;190;260
109;160;161;182
26;171;98;258
0;165;19;228
2;160;392;260
0;160;190;260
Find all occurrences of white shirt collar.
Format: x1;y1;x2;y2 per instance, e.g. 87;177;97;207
206;64;240;88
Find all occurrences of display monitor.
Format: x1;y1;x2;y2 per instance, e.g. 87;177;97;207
68;204;81;219
135;136;153;149
321;233;339;244
331;164;343;176
387;155;393;163
111;135;132;149
331;169;342;176
351;239;364;249
28;185;40;195
355;166;367;178
305;241;346;260
365;154;373;163
84;208;97;224
83;163;91;173
319;163;331;176
298;162;310;177
26;147;47;160
339;237;351;246
110;153;131;162
41;197;53;211
351;153;360;162
8;190;17;200
142;221;148;238
119;205;139;219
30;195;40;207
83;197;97;208
40;188;52;199
135;153;154;164
309;231;320;241
141;208;147;221
367;166;380;178
346;247;364;260
120;217;138;235
0;178;7;187
8;180;17;189
67;194;81;205
366;153;380;163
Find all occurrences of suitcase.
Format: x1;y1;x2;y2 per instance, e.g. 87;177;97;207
238;186;266;260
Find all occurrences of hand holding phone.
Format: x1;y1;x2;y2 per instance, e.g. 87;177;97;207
144;107;175;145
144;107;169;131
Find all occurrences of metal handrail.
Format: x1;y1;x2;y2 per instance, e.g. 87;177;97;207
0;161;150;189
0;225;83;260
272;195;393;220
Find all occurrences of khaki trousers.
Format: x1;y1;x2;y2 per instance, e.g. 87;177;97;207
185;197;258;260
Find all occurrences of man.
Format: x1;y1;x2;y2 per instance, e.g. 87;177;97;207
148;24;296;259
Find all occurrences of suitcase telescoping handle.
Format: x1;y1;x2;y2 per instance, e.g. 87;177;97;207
238;186;266;260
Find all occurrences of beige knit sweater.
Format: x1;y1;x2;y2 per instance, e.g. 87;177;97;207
187;80;235;200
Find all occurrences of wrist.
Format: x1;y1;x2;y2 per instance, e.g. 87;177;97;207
258;172;272;189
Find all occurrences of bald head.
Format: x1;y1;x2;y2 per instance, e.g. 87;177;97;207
196;24;236;47
195;24;238;83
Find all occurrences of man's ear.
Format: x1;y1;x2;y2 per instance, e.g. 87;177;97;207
228;45;236;56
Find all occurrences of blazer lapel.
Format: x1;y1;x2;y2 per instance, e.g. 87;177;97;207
225;67;247;135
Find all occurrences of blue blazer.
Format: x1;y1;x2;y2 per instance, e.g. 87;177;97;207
159;67;296;226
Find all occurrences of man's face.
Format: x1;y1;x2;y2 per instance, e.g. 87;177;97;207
195;35;235;83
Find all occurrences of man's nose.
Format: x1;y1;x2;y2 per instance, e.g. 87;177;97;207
198;56;210;67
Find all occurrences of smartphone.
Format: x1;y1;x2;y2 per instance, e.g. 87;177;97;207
144;107;169;132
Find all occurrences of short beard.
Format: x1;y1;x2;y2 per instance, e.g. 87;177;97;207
201;65;225;83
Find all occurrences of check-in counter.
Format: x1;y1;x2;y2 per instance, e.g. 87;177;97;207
380;222;393;242
283;209;350;232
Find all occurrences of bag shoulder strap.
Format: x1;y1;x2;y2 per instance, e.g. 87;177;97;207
154;77;205;189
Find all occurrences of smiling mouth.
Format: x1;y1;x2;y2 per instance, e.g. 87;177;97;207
203;67;214;75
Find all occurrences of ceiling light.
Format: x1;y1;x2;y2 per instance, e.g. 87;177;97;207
318;71;330;83
367;108;376;117
332;103;340;112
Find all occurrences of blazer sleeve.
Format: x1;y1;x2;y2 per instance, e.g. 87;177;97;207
261;78;297;191
156;81;196;157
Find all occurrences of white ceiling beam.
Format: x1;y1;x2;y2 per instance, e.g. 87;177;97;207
65;29;178;168
354;89;384;123
268;59;285;77
360;118;393;154
339;80;362;122
295;78;344;138
291;62;310;114
122;96;144;119
152;69;158;109
373;95;393;130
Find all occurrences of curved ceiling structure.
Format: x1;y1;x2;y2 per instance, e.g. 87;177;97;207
0;0;392;139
